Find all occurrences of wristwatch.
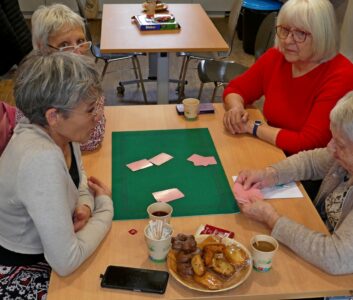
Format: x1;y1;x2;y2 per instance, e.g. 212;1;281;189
252;120;263;137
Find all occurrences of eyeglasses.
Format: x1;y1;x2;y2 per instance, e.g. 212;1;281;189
276;26;311;43
47;41;92;53
60;96;105;118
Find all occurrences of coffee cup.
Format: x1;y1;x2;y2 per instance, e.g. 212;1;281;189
182;98;200;120
250;234;278;272
144;222;173;262
147;202;173;223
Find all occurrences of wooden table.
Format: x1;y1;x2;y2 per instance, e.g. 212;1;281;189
100;4;228;104
47;104;353;299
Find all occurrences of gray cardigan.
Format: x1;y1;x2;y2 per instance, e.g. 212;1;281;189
0;121;113;276
271;148;353;275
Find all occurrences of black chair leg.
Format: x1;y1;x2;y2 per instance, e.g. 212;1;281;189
177;56;191;102
131;56;140;88
198;82;204;100
211;82;218;103
101;61;109;80
133;56;148;104
176;56;187;93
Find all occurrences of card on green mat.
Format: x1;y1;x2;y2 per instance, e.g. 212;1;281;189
112;128;239;220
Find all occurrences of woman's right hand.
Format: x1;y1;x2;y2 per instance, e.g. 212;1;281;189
236;167;278;190
88;176;112;197
223;94;248;134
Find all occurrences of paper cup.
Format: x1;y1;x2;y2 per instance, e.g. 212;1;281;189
250;234;278;272
144;223;173;262
147;202;173;223
182;98;200;120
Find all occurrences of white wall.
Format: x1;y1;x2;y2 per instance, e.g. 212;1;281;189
339;0;353;62
18;0;232;14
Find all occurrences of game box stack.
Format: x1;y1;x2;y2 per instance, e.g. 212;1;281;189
133;14;181;31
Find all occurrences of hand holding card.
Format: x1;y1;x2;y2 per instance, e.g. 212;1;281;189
233;182;264;204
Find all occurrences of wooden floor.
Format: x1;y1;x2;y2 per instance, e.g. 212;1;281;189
0;17;254;106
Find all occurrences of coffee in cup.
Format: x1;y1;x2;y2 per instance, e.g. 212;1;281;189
147;202;173;223
250;234;278;272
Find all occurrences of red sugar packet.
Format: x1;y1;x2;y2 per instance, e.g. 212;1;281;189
195;224;235;238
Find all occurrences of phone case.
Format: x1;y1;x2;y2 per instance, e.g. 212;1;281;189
100;265;169;294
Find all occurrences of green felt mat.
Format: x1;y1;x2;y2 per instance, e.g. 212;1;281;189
112;128;239;220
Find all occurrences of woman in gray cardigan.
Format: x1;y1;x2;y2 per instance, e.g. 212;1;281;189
0;51;113;298
236;90;353;275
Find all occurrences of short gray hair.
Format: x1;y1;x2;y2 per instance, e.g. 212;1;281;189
31;4;85;52
330;91;353;141
275;0;338;63
14;51;102;126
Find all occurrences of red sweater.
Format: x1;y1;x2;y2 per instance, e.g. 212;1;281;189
223;48;353;154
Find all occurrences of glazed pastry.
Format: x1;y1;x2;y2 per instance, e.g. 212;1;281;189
211;257;235;277
223;244;248;266
193;271;223;290
191;254;206;276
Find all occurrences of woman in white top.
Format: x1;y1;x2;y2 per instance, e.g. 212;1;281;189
0;51;113;299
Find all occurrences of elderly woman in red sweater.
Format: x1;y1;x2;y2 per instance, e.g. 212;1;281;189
223;0;353;155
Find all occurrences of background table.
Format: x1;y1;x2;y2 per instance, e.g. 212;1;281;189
100;4;228;104
47;104;353;299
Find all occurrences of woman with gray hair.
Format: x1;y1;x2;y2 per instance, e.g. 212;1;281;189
235;90;353;275
31;3;91;55
223;0;353;155
15;3;105;152
0;51;113;298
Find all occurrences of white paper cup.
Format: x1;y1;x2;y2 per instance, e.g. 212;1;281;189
147;202;173;223
250;234;278;272
182;98;200;120
144;223;173;262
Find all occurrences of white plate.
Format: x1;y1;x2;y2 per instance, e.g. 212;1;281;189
167;235;252;292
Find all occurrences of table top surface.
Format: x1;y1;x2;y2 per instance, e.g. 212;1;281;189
47;104;353;300
100;4;229;53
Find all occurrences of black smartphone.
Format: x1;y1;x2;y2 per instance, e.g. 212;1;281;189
100;265;169;294
176;103;215;115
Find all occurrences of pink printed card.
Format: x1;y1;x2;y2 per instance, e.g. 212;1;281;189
152;188;185;203
126;159;153;172
187;154;217;166
149;153;173;166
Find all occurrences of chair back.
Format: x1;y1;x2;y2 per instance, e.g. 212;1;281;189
226;0;243;55
75;0;93;42
254;11;277;60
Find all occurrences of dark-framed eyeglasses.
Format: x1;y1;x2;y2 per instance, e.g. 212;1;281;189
47;41;92;53
59;96;105;118
276;25;311;43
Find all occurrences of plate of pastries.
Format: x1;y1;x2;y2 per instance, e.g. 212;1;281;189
167;233;252;292
142;1;168;12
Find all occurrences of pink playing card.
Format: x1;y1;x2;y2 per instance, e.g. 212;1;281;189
126;159;153;172
149;153;173;166
152;188;185;203
233;182;264;204
188;154;217;166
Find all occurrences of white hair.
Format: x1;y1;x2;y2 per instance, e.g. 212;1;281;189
31;4;85;52
275;0;338;63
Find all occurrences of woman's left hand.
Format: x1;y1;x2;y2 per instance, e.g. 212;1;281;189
73;204;92;232
239;199;280;229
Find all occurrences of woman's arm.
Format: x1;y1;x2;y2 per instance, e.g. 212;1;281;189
19;149;113;276
272;211;353;275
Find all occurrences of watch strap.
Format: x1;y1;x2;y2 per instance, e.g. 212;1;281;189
252;120;262;137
